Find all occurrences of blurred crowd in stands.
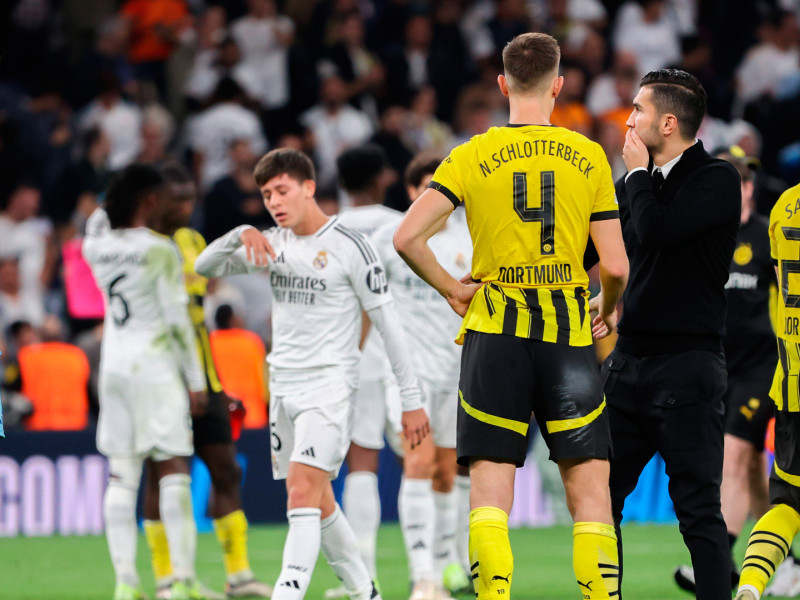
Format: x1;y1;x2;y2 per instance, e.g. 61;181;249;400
0;0;799;432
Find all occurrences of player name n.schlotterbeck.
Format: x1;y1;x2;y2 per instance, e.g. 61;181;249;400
476;138;595;179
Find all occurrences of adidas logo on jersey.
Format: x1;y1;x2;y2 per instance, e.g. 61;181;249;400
300;447;315;458
280;580;301;589
412;540;426;550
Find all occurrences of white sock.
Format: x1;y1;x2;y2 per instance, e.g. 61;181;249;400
272;508;322;600
321;504;377;600
433;490;458;581
455;474;471;573
160;473;196;582
343;471;380;579
104;481;140;587
738;584;761;600
399;477;436;583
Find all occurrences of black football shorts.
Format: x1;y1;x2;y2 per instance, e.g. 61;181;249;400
457;330;610;467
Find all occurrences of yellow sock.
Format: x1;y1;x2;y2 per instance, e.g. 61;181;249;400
739;504;800;596
214;510;252;580
144;519;174;586
573;522;619;599
469;507;513;600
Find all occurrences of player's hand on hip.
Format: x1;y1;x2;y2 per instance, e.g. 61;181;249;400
622;128;649;172
241;227;276;266
402;407;431;449
447;281;483;317
189;390;208;417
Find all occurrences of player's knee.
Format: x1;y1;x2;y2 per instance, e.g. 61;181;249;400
286;478;323;509
209;456;242;493
404;450;436;479
108;457;143;492
433;463;455;492
347;445;381;473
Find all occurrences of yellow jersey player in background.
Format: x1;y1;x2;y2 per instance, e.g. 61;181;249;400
142;164;273;600
394;33;629;600
736;181;800;600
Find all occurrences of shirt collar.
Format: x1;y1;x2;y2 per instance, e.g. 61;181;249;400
652;139;698;180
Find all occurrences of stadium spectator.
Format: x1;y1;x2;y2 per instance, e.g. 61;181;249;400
369;106;414;211
137;103;176;166
299;73;373;189
735;9;800;108
119;0;191;97
550;62;593;137
19;334;90;431
79;71;143;171
187;77;267;189
0;257;44;335
587;50;641;117
230;0;294;112
50;127;110;231
613;0;681;76
0;184;52;300
68;17;136;109
181;8;234;106
0;320;36;428
486;0;531;52
451;85;494;145
204;139;275;242
209;304;268;430
383;11;469;122
403;86;455;156
318;10;384;119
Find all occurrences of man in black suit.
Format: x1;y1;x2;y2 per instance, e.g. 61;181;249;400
599;69;742;600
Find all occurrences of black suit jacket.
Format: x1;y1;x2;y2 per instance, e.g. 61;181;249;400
599;140;741;356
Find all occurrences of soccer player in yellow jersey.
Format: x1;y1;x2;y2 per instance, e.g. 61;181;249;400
735;180;800;600
394;33;629;600
142;164;272;600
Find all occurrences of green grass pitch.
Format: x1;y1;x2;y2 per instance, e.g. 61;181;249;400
0;523;792;599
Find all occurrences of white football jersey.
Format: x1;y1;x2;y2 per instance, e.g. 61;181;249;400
373;209;473;388
337;204;403;382
194;219;392;395
83;211;205;390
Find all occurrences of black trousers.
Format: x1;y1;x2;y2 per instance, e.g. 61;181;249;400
602;348;732;600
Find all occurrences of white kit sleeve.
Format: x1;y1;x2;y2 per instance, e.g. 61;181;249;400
194;225;265;277
153;243;207;393
366;302;422;412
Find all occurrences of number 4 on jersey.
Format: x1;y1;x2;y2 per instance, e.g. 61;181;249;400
513;171;555;255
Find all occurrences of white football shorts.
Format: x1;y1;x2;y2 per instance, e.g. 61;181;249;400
269;375;356;480
350;376;403;454
96;371;193;459
420;379;458;449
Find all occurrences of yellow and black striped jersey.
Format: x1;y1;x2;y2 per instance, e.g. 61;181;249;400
429;124;618;346
173;227;223;394
769;182;800;411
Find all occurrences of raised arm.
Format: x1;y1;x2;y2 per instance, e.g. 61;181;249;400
194;225;275;277
394;188;482;316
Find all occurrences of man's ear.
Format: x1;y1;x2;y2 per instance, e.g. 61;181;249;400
661;113;679;137
553;74;564;98
303;178;317;199
498;74;510;98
